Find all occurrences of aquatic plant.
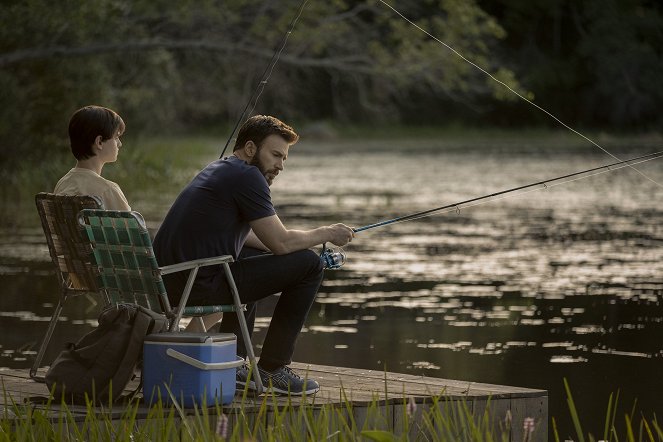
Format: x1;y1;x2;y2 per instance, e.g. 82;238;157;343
4;377;663;441
0;384;530;441
552;378;663;442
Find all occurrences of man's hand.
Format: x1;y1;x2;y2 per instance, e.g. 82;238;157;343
327;223;355;247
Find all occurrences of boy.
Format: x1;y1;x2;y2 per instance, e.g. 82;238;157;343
54;105;130;210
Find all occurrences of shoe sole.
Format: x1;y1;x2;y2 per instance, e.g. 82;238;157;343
270;385;320;395
236;380;256;391
236;380;319;396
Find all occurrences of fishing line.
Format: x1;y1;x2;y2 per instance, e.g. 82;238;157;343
220;0;310;159
376;0;663;189
354;150;663;232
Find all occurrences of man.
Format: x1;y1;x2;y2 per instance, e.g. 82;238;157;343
153;115;354;395
55;105;131;210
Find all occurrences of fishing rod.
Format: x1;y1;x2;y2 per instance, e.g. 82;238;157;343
353;150;663;233
319;150;662;269
219;0;309;159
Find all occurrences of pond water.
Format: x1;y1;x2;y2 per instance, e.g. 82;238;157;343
1;137;661;438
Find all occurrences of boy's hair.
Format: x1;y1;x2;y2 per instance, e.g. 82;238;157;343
69;106;125;160
233;115;298;151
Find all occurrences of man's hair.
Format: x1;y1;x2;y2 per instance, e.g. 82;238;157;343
68;105;125;160
233;115;298;151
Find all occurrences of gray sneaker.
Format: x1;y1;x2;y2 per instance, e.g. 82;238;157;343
236;363;320;395
259;365;320;395
236;362;256;391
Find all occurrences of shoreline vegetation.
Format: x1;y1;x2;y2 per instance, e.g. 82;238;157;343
2;380;661;441
2;125;661;228
5;387;526;441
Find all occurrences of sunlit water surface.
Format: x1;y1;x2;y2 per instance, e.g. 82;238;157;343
1;140;661;437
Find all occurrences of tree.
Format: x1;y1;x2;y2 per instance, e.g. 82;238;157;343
579;0;663;128
477;0;663;129
0;0;516;166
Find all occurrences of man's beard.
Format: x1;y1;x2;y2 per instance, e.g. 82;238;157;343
250;154;275;185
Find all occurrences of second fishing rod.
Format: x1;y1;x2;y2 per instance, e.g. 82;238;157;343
318;150;662;269
353;150;663;233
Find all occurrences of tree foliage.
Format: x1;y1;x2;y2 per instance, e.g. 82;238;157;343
0;0;516;164
477;0;663;129
1;0;661;166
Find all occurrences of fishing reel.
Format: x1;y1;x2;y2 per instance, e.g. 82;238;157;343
320;243;346;270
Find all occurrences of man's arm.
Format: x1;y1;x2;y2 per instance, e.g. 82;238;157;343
250;214;354;255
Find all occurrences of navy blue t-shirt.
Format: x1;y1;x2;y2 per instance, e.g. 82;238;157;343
153;156;276;301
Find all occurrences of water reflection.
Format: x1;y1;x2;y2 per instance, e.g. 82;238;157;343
1;141;661;435
301;285;663;362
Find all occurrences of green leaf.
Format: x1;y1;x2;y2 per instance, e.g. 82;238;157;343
360;430;398;442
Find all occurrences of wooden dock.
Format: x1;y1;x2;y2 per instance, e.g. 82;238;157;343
1;362;547;440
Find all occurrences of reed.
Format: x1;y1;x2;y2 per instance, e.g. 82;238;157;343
1;385;525;441
5;378;663;441
553;378;663;442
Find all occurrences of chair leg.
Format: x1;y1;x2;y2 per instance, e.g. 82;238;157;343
222;263;264;394
239;318;263;393
30;297;65;381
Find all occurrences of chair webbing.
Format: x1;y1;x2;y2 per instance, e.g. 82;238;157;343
35;193;102;292
79;210;167;313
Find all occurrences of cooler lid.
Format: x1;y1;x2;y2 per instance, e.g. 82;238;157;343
144;332;236;344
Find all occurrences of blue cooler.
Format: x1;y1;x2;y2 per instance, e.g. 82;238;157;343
143;332;243;407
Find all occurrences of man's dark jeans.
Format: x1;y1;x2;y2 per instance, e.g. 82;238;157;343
211;247;324;370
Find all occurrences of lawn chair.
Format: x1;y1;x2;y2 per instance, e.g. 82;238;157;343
31;192;107;380
76;208;264;394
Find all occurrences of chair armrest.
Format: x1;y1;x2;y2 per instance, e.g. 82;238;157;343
159;255;234;275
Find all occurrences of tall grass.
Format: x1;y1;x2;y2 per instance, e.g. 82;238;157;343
1;385;525;441
552;378;663;442
4;378;663;441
